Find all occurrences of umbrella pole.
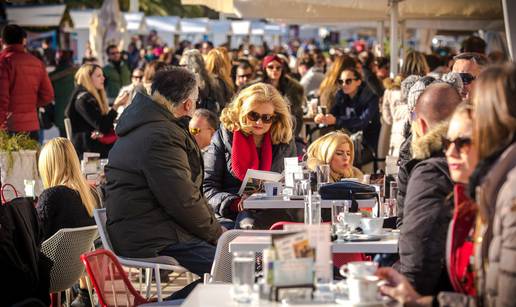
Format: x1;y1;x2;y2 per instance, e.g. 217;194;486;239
503;0;516;61
389;0;400;77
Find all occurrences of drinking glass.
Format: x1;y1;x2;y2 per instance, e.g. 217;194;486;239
316;164;330;190
331;200;349;225
304;193;321;224
231;251;256;303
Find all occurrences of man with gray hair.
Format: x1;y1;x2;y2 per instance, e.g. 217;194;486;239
105;66;223;299
189;108;219;152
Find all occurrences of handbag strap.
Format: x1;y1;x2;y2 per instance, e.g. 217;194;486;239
1;184;18;204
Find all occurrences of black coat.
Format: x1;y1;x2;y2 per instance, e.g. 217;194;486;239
330;84;381;151
105;92;222;258
203;127;297;226
65;86;117;158
36;186;95;241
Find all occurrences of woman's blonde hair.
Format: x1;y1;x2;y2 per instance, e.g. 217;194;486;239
306;131;357;179
38;138;97;216
472;64;516;160
205;48;235;94
220;82;293;144
75;64;109;114
400;51;429;79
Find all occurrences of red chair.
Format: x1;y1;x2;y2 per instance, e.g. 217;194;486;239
81;249;150;307
269;222;370;267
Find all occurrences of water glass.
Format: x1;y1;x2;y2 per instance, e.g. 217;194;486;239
231;251;255;303
294;178;310;196
331;200;350;225
316;164;330;189
304;193;321;224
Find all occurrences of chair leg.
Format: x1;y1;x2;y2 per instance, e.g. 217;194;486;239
138;268;143;294
145;268;152;299
154;266;162;302
85;276;94;307
65;288;71;307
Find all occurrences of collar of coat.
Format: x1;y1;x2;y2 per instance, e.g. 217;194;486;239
411;120;449;160
150;91;190;128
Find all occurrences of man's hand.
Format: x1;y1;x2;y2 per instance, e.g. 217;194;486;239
237;194;249;212
376;267;422;304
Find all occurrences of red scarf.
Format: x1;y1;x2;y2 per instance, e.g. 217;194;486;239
231;130;273;181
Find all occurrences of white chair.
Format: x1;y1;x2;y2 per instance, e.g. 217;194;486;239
206;229;286;284
93;208;190;302
64;118;72;141
40;225;98;306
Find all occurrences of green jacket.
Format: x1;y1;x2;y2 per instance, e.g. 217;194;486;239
103;61;131;99
50;65;77;133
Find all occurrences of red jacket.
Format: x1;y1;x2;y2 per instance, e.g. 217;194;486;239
0;44;54;132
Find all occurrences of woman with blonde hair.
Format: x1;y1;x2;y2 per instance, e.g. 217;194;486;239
37;137;99;306
203;82;297;229
65;64;124;158
205;47;235;105
307;131;363;181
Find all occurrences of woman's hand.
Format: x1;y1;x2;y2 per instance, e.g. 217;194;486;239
314;113;324;124
113;91;130;110
376;267;422;304
314;114;336;125
237;194;249;212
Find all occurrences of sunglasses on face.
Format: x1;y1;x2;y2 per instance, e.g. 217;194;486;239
237;73;252;79
132;75;143;80
459;73;476;85
337;78;357;86
442;136;472;153
246;111;276;124
109;51;121;56
266;65;282;71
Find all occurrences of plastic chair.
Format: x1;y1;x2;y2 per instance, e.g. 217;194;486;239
81;249;150;307
64;118;72;141
94;208;190;301
206;229;286;284
268;222;369;267
40;225;98;306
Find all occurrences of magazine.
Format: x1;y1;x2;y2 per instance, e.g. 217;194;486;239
237;169;283;196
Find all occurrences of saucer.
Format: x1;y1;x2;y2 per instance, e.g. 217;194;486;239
335;298;386;306
341;234;383;241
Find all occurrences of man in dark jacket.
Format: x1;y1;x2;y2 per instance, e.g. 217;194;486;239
103;44;131;102
105;67;223;293
0;24;54;140
399;83;462;295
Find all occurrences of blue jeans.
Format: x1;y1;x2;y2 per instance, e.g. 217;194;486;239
158;238;216;300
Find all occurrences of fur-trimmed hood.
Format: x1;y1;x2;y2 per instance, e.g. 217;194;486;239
411;121;449;160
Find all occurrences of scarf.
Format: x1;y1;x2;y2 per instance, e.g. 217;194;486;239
231;129;273;181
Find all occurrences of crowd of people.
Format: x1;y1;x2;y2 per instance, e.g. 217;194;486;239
1;21;516;307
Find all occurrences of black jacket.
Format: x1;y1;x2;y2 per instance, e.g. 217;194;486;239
330;84;381;151
203;127;297;226
105;92;222;258
65;86;117;158
398;122;454;295
36;186;95;241
396;123;414;228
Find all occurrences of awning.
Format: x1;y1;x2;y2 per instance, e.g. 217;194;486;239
180;18;209;34
146;16;180;33
6;4;66;27
124;12;147;34
69;9;95;30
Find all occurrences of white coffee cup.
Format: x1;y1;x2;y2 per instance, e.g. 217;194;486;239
360;217;385;235
264;182;282;197
340;212;362;229
347;275;380;303
339;261;378;279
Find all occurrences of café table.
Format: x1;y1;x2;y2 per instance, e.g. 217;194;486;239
243;194;377;210
229;233;399;254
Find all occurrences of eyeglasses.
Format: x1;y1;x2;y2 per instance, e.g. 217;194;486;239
132;75;143;80
109;51;121;56
442;136;472;153
246;111;276;124
237;73;252;79
266;65;282;71
458;73;476;85
337;78;357;86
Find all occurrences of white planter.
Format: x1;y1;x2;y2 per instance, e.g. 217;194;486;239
0;150;43;201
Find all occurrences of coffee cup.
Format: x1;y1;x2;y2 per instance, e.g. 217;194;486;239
346;275;380;303
339;261;378;279
264;182;282;197
360;217;385;235
340;212;362;229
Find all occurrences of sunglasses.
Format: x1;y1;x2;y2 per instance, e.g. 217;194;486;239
109;51;121;56
190;127;202;135
459;73;476;85
337;78;357;85
266;65;282;71
246;111;276;124
442;136;472;153
237;73;252;79
132;75;143;79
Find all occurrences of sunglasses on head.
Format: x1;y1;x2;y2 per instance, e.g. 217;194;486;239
266;65;282;71
459;73;476;85
246;111;276;124
337;78;357;86
442;136;472;153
